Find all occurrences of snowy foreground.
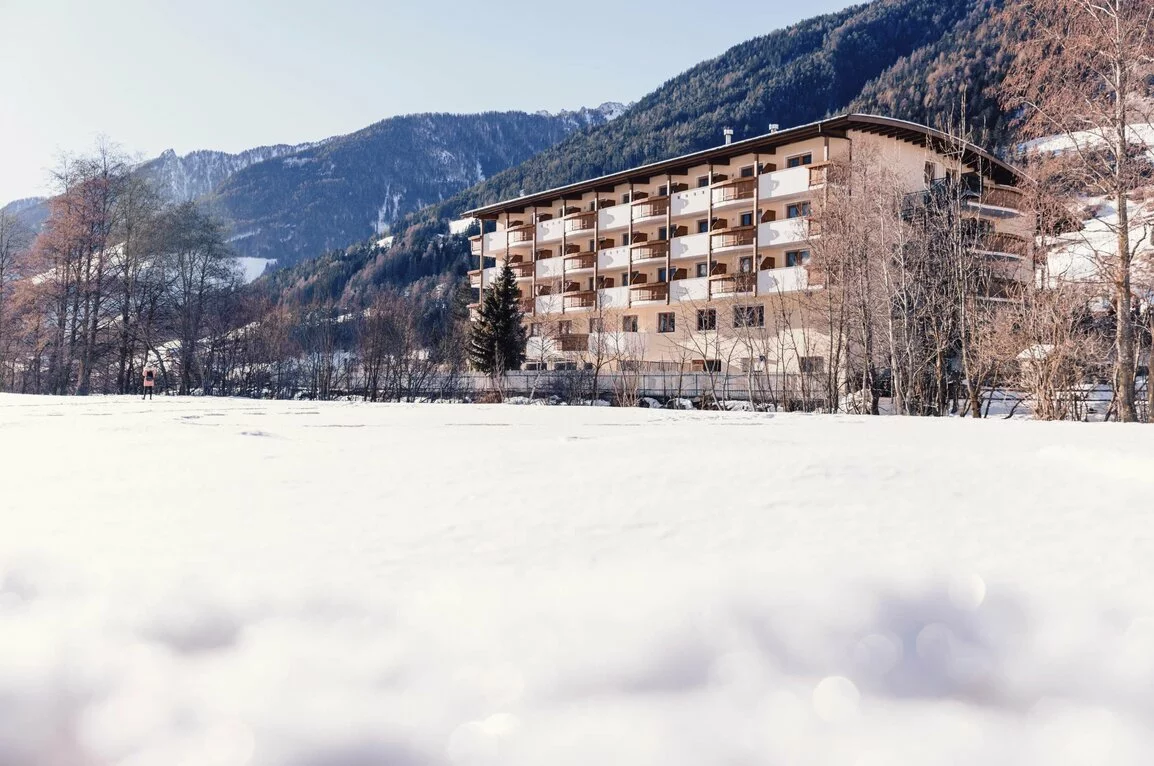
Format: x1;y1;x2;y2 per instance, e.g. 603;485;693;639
2;396;1153;766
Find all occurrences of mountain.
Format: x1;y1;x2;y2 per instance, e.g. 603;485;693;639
208;105;625;267
137;142;322;204
265;0;1020;308
1;197;51;234
1;104;624;262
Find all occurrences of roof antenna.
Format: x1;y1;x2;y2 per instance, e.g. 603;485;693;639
723;127;734;145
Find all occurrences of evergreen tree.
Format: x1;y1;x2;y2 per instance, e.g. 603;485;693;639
468;263;526;374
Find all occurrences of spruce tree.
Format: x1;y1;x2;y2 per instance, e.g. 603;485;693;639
468;262;527;374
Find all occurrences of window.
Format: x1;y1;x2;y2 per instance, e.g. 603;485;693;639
524;362;543;371
740;212;754;227
924;161;936;186
786;202;812;219
529;323;541;337
587;278;595;291
657;184;668;196
558;320;572;336
657;267;668;283
787;153;813;168
695;262;708;278
697;308;717;331
786;250;811;267
739;256;753;273
588;317;603;333
554;361;578;371
657;312;676;333
740;165;755;178
588;239;596;252
621;193;631;204
621;271;630;286
697;219;709;234
658;226;668;241
622;315;639;333
697;175;710;188
622;233;630;246
734;305;765;328
799;356;824;374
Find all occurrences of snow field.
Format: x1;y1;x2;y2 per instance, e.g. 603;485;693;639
1;395;1152;765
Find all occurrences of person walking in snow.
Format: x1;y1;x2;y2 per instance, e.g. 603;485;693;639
142;366;156;400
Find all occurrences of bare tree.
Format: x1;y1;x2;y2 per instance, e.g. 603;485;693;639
0;211;32;390
1003;0;1154;421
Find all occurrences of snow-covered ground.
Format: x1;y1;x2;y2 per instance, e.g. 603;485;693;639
1047;197;1154;287
1;395;1153;765
235;256;276;284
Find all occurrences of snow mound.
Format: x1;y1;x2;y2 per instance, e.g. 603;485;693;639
1;396;1152;765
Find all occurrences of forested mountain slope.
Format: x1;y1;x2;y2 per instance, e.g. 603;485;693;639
265;0;1020;308
209;107;624;267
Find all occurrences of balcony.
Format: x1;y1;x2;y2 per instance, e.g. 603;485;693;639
630;282;669;303
564;211;597;233
564;252;597;271
809;163;830;188
563;291;596;310
710;272;756;295
977;233;1028;259
712;178;756;205
973;186;1023;212
509;262;534;279
518;297;535;313
508;228;534;245
632;198;669;221
711;226;756;250
632;241;669;262
468;269;482;288
558;333;590;352
470;239;482;256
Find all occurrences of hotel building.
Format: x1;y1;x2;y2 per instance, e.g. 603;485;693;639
465;114;1031;373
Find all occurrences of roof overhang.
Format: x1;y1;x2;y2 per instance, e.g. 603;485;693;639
464;114;1025;219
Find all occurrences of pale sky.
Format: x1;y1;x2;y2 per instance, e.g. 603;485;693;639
0;0;859;204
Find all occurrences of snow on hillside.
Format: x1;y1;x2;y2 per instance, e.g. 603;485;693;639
1021;123;1154;159
1;397;1152;765
235;256;276;283
1046;197;1154;289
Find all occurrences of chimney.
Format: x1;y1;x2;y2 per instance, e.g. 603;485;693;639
768;123;780;134
723;127;734;145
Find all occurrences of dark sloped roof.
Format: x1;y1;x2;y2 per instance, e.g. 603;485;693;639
465;114;1023;219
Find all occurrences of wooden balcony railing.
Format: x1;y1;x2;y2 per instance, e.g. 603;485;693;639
470;240;483;255
563;292;596;310
509;262;534;278
631;241;669;262
978;233;1027;257
468;269;482;286
710;272;756;294
978;186;1024;211
629;283;669;302
508;229;534;244
711;226;756;249
564;212;597;232
632;199;669;220
560;280;584;294
535;248;555;260
518;297;535;313
564;253;596;270
712;178;756;204
809;163;830;187
558;333;590;352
